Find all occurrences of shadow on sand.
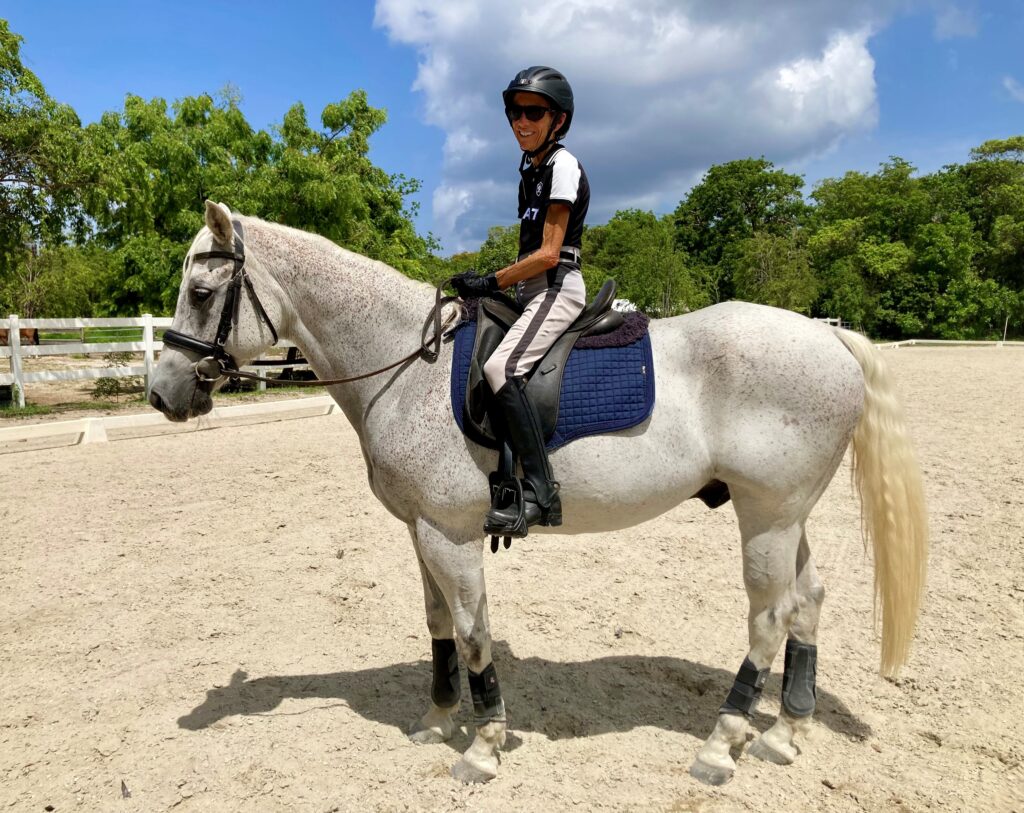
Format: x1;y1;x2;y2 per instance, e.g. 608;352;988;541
178;639;870;749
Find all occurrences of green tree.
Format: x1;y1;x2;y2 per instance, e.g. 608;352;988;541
475;224;520;274
808;152;1021;338
0;244;112;317
79;87;435;313
587;210;701;315
0;20;91;308
674;158;806;302
729;231;817;313
811;158;932;244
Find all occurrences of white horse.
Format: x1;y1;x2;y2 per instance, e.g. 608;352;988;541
150;202;928;785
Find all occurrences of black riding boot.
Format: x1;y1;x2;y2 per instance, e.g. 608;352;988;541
484;377;562;535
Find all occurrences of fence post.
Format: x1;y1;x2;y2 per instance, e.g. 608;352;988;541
9;314;25;408
142;313;155;399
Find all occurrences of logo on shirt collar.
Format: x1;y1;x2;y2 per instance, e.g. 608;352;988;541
535;181;544;197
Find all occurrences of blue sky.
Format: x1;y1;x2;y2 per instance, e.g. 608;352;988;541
4;2;1022;253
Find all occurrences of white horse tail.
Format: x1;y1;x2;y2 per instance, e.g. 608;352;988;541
833;328;929;677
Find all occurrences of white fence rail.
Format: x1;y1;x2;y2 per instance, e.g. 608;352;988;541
879;339;1024;349
2;314;310;408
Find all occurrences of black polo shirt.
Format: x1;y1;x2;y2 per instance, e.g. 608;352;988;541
517;144;590;257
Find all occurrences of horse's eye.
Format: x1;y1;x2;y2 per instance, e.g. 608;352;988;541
191;287;214;306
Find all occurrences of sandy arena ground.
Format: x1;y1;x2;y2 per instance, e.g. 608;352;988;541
1;346;1021;811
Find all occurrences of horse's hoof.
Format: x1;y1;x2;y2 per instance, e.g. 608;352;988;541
409;726;448;745
451;757;497;784
748;737;795;765
688;759;734;786
408;707;456;744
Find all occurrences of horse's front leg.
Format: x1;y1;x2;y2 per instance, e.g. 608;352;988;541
413;516;506;784
408;524;461;745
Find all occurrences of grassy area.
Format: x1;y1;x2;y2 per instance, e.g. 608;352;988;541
38;328;145;343
0;403;55;418
0;400;136;419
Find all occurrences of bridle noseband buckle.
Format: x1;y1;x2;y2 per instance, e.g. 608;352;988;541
195;356;226;382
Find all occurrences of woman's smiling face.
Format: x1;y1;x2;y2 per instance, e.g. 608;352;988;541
508;91;564;154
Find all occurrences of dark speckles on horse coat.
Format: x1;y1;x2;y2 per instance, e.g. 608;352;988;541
148;203;928;787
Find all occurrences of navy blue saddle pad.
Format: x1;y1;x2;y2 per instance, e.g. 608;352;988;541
450;313;656;452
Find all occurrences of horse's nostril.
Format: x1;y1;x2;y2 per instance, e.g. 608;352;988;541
149;391;164;412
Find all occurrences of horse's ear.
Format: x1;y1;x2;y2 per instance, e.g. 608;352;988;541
204;200;234;245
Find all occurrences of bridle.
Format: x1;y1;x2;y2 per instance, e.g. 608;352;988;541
162;220;279;382
162;219;460;387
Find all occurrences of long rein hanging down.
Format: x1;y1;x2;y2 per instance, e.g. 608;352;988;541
161;219;461;387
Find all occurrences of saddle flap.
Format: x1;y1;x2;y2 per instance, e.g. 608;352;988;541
461;278;644;448
464;298;519;442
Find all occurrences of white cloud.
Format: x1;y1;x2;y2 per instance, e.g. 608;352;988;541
1004;76;1024;104
931;2;978;40
375;0;901;252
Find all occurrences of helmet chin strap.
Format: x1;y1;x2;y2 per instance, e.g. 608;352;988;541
519;115;562;162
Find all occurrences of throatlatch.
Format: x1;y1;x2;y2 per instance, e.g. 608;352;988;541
431;638;461;708
781;639;818;717
720;657;771;716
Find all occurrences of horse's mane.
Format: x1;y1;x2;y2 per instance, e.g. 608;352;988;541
245;216;414;284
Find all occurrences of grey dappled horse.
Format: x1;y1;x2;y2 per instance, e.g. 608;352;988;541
149;202;928;785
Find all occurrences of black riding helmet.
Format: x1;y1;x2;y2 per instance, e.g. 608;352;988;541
503;66;574;140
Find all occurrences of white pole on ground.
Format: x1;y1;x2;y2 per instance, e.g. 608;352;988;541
1003;316;1010;345
80;418;109;444
9;314;25;408
142;313;155;399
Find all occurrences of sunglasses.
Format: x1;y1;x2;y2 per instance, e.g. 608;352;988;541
505;104;555;123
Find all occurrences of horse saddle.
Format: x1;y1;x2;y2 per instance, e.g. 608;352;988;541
458;279;654;450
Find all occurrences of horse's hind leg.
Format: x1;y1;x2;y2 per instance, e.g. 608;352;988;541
408;524;460;745
412;516;507;783
690;492;804;785
748;531;823;765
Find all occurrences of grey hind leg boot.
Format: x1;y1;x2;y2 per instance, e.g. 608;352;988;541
484;377;561;535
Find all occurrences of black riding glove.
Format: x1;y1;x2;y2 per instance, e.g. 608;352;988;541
451;270;500;299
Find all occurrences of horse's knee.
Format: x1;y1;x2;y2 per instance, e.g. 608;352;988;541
455;629;491;673
426;614;452;640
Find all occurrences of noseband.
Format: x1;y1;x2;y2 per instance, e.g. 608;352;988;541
162;219;280;382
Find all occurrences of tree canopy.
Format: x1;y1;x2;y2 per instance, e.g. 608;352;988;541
0;21;434;316
0;21;1020;339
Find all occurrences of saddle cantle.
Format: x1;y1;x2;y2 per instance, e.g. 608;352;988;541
453;280;656;451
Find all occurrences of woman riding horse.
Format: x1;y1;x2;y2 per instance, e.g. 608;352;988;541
452;66;591;537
